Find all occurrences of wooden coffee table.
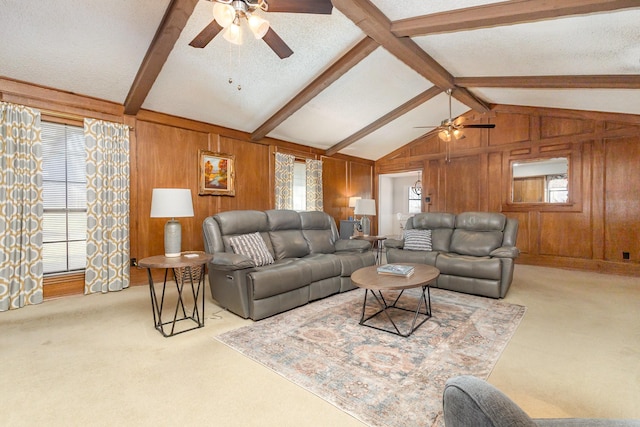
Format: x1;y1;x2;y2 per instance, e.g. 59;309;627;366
351;263;440;337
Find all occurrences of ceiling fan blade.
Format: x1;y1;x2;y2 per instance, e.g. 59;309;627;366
189;20;223;48
267;0;333;14
461;124;496;129
262;28;294;59
414;126;439;129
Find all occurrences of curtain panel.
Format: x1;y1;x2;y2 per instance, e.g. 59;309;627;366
84;119;130;294
274;152;294;210
305;159;323;211
0;102;44;311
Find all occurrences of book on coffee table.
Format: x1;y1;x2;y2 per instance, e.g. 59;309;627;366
377;264;415;277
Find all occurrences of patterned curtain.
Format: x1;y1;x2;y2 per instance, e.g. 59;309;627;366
305;159;323;211
0;102;44;311
274;152;294;210
84;119;130;294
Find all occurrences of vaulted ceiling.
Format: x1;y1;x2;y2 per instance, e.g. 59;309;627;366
1;0;639;160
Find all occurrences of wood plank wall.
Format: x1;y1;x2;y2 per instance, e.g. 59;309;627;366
376;104;640;276
0;78;374;298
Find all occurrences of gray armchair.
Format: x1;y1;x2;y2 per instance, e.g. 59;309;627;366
443;376;640;427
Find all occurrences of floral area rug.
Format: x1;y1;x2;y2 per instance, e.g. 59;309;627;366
215;288;526;427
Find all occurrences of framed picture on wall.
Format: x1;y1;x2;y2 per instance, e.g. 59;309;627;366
199;150;236;196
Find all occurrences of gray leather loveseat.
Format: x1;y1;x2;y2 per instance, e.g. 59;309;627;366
202;209;375;320
385;212;519;299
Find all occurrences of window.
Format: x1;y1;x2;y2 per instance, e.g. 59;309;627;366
292;161;306;211
408;186;421;213
41;122;87;274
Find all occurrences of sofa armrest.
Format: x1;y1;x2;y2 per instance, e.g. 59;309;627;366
490;246;520;259
335;238;371;253
209;252;256;271
384;238;404;249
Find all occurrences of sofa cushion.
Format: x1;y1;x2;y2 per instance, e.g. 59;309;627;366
248;261;312;300
409;213;455;252
335;252;376;276
266;209;310;259
436;253;502;280
403;229;432;251
450;230;503;257
300;253;342;282
229;232;274;267
455;212;506;231
215;210;269;235
300;211;337;254
269;230;310;259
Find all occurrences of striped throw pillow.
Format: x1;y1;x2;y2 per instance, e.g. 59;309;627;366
229;232;274;267
403;229;432;251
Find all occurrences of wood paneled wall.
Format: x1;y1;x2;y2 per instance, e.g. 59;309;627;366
0;78;374;297
377;104;640;276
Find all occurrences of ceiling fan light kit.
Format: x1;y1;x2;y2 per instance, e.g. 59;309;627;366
247;13;269;39
193;0;333;58
416;89;495;143
212;0;269;42
212;2;235;27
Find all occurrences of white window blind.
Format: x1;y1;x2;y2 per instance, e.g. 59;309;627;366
292;161;306;211
41;122;87;274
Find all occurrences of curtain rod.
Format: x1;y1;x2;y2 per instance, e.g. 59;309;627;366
40;108;134;130
273;151;317;161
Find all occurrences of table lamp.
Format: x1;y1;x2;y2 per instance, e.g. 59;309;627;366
354;198;376;236
348;196;361;220
150;188;194;257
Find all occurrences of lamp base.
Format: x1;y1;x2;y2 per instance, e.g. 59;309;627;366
164;219;182;257
360;215;371;236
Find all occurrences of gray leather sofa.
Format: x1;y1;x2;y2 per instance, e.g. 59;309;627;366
202;209;375;320
385;212;519;298
443;375;640;426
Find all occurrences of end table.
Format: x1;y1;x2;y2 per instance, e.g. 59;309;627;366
352;235;387;265
138;251;213;337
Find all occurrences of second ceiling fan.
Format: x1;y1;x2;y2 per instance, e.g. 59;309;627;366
416;89;496;141
189;0;333;59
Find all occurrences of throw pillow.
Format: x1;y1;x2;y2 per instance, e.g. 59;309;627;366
403;229;432;251
229;232;274;267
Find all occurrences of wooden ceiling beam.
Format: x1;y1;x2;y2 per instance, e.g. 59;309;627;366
456;75;640;89
325;86;443;156
124;0;199;115
251;36;379;141
332;0;489;113
391;0;640;37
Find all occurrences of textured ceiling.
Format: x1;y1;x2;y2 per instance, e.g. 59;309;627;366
1;0;639;161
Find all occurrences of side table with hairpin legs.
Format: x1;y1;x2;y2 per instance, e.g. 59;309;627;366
352;235;387;265
138;251;213;337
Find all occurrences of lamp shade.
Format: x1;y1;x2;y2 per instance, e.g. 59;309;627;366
248;13;269;39
150;189;194;218
213;2;235;28
354;199;376;216
223;22;243;45
348;196;361;208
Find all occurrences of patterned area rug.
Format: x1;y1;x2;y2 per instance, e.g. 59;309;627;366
215;288;526;427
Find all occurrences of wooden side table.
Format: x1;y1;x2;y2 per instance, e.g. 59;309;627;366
352;235;387;264
138;251;213;337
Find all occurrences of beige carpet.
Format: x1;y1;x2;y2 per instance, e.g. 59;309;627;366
1;264;639;426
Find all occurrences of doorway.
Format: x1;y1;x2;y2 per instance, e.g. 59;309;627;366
378;171;422;238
